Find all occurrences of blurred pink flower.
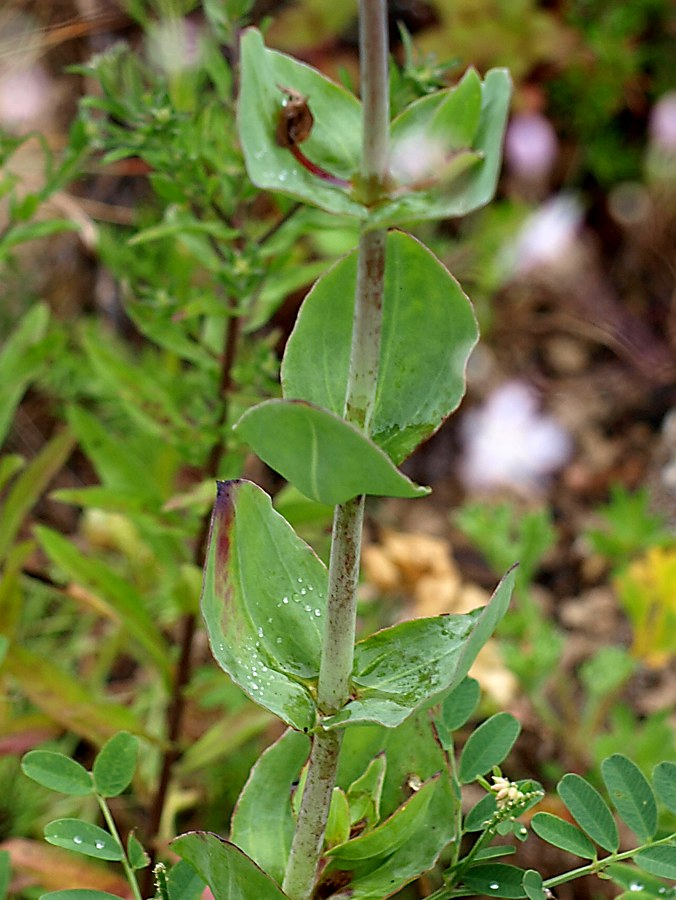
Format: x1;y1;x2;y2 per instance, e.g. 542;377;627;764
508;194;583;274
649;91;676;154
459;380;572;493
505;112;558;181
0;63;51;129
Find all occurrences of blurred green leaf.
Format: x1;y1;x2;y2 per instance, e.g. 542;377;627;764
0;848;10;899
21;751;93;797
461;862;527;898
39;893;124;900
325;788;350;848
634;846;676;881
0;303;50;447
653;761;676;816
0;429;75;565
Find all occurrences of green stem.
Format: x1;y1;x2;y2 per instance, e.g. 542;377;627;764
97;794;143;900
281;3;390;898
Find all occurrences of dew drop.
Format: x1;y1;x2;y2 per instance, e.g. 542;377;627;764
304;605;312;612
250;682;259;690
308;585;314;591
314;609;321;617
629;884;644;892
276;637;283;644
293;593;301;602
95;840;105;849
283;596;289;604
489;884;500;892
73;836;83;845
257;626;264;637
301;588;307;595
268;617;273;623
297;577;303;583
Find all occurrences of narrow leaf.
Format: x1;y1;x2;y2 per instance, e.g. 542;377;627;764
44;820;122;862
458;712;521;783
0;429;75;564
0;302;50;446
530;812;596;859
21;751;92;797
92;731;138;797
601;754;657;841
172;832;288;899
557;773;619;853
126;832;149;870
39;893;124;900
4;644;152;746
235;399;429;505
327;775;437;861
0;849;9;899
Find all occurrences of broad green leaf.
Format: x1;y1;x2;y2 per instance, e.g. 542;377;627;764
126;831;149;870
327;775;437;862
530;813;596;859
35;525;171;684
440;676;481;733
461;863;527;898
238;28;364;218
201;479;327;731
164;859;206;900
323;774;456;899
4;644;153;746
654;761;676;815
0;302;49;446
231;729;310;884
172;832;288;899
323;613;477;730
557;773;619;853
369;67;512;228
458;712;521;784
522;869;546;900
92;731;138;797
601;754;657;841
235;400;429;505
39;893;124;900
282;231;478;465
634;846;676;881
21;751;93;797
323;571;514;731
325;788;351;848
0;429;75;565
44;820;122;861
346;754;387;827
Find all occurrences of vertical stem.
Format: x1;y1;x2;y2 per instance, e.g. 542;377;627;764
282;3;389;898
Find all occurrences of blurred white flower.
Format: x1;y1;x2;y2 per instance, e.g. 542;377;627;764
505;112;558;181
147;17;203;74
389;130;448;185
649;91;676;154
506;194;583;275
0;63;51;129
459;380;572;493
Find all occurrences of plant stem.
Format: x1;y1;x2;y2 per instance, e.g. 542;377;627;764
281;3;390;898
97;795;143;900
